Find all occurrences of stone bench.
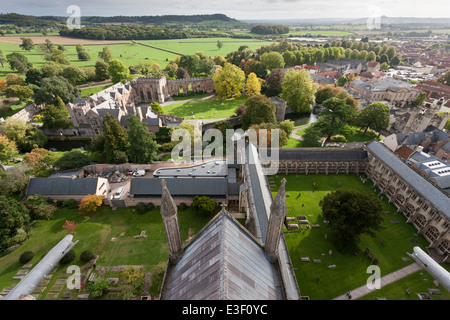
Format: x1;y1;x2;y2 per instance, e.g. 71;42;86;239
287;224;299;230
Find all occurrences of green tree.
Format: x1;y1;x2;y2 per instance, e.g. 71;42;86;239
95;60;109;81
102;113;130;163
19;37;34;51
390;55;401;66
54;149;91;170
150;102;165;114
336;76;348;87
217;40;223;50
98;46;112;62
279;119;295;136
88;280;110;298
77;50;91;61
41;102;73;130
108;59;130;84
6;52;32;72
191;195;216;216
178;54;201;76
4;85;34;101
437;71;450;86
414;92;427;107
61;65;87;85
212;62;246;99
241;95;277;130
366;51;376;62
0;118;47;153
261;52;285;71
320;190;384;252
25;67;43;86
355;102;390;133
318;97;356;141
0;195;30;253
34;76;79;105
281;69;317;114
127;115;158;164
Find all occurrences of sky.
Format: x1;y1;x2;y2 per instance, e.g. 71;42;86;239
1;0;450;20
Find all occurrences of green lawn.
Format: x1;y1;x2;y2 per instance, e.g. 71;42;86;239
0;205;214;299
270;173;445;300
163;95;246;120
80;84;113;98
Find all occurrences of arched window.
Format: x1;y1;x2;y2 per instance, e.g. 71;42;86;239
403;203;416;217
438;240;450;255
425;226;439;242
386;185;396;198
395;194;406;207
413;214;427;229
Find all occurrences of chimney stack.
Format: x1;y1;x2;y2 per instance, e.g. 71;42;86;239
160;179;183;264
264;178;287;263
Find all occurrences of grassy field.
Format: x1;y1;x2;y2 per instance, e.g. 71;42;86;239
79;84;113;98
0;205;215;299
287;30;355;37
163;95;246;120
270;173;449;300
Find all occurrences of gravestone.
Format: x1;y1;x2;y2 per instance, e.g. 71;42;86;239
390;220;400;224
428;288;441;295
328;265;336;269
297;215;307;220
313;259;322;264
312;224;320;228
433;280;439;287
62;292;73;299
301;257;310;262
55;279;66;285
401;257;411;262
22;264;33;269
77;293;90;299
368;253;374;260
373;258;379;265
406;288;411;295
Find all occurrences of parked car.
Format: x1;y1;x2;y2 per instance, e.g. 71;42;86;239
133;170;145;177
114;187;124;199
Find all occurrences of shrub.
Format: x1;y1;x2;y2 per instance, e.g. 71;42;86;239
178;202;187;211
19;251;34;264
88;280;110;298
59;249;76;265
331;135;347;143
80;250;95;262
136;202;147;214
145;202;154;211
63;199;78;209
191;196;216;216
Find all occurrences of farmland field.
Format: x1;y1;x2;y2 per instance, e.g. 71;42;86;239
0;36;275;81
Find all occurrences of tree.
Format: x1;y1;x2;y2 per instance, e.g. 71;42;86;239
386;46;396;61
61;65;87;85
281;69;317;114
390;55;400;66
0;166;29;196
127;115;158;164
191;195;216;216
19;251;34;264
176;67;189;79
279;119;295;136
0;118;47;153
98;46;112;62
108;59;130;84
437;71;450;86
302;125;323;147
34;76;79;105
0;195;30;253
23;195;56;220
77;50;91;61
380;54;389;64
4;85;34;101
19;38;34;51
366;51;376;62
0;134;19;164
59;249;76;264
336;76;348;87
6;52;32;73
240;95;277;130
62;220;79;234
25;67;43;86
79;194;103;213
260;52;285;71
265;68;285;97
249;122;288;147
80;250;95;262
95;60;109;81
178;54;201;76
245;72;261;96
88;280;110;298
40;96;73;130
414;92;427;107
119;266;145;300
217;40;223;50
355;102;390;134
212;62;246;99
380;62;389;71
54;149;91;170
320;190;384;252
318;97;357;140
102;113;130;163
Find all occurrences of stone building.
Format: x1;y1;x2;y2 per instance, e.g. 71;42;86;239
66;76;213;137
366;141;450;262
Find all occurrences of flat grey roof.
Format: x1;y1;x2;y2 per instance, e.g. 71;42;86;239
367;141;450;216
153;160;227;178
26;178;99;196
130;178;227;196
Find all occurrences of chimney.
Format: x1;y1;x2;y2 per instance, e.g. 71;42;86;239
160;179;183;264
264;178;287;263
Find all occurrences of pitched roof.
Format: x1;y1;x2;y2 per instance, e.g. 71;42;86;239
26;178;100;196
277;148;368;161
162;211;285;300
395;146;415;160
130;178;227;197
367;141;450;216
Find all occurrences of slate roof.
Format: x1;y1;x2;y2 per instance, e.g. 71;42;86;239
367;141;450;216
162;211;285;300
26;178;99;196
276;148;368;161
130;178;227;197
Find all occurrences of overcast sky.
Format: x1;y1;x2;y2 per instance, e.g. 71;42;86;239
2;0;449;20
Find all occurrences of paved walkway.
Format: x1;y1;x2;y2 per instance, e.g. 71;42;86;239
333;262;422;300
